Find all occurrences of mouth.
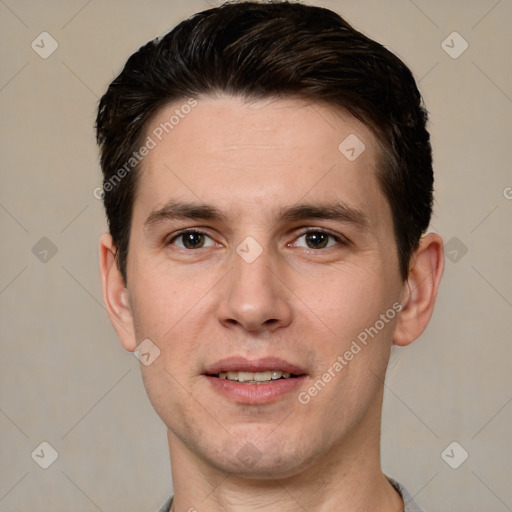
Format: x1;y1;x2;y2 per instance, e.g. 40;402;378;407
210;370;300;384
204;357;307;404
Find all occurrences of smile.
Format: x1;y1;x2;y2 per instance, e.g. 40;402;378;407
214;370;296;383
204;357;307;404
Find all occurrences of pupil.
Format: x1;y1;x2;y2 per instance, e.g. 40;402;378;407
183;233;204;249
306;232;328;249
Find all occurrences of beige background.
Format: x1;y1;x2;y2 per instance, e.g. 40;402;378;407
1;0;511;510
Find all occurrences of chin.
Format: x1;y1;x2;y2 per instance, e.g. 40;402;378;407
210;454;311;480
197;431;319;480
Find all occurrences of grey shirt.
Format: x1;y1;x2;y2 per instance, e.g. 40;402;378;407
157;478;423;511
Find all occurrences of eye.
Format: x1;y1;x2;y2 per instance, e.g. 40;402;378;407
168;230;216;250
292;230;344;250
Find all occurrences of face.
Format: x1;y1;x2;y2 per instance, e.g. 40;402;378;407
121;96;407;478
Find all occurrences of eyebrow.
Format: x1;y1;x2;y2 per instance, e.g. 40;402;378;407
278;202;369;229
143;200;370;230
144;201;228;229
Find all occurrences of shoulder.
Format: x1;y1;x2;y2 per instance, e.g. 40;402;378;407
388;477;424;512
157;495;173;512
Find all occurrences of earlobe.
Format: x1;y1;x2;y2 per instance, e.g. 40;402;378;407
393;233;444;347
99;233;138;352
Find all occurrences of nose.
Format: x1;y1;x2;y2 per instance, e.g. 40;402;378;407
216;242;293;334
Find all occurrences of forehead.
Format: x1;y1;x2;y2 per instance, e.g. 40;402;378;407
145;95;374;168
134;95;391;232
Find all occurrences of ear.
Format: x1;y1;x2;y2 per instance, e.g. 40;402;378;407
393;233;444;346
99;233;138;352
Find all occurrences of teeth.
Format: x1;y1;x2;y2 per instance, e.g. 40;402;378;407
254;371;272;381
239;371;258;382
217;371;293;382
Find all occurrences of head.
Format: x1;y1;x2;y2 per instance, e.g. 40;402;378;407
97;1;443;479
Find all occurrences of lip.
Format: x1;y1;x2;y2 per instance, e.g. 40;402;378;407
205;375;307;405
204;357;308;405
204;356;307;376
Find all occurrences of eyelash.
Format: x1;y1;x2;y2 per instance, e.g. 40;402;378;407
166;228;348;250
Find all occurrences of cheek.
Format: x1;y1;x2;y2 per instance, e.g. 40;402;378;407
128;259;218;398
289;261;394;347
139;362;201;437
128;256;209;342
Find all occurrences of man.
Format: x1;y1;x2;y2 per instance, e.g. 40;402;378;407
96;2;444;511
